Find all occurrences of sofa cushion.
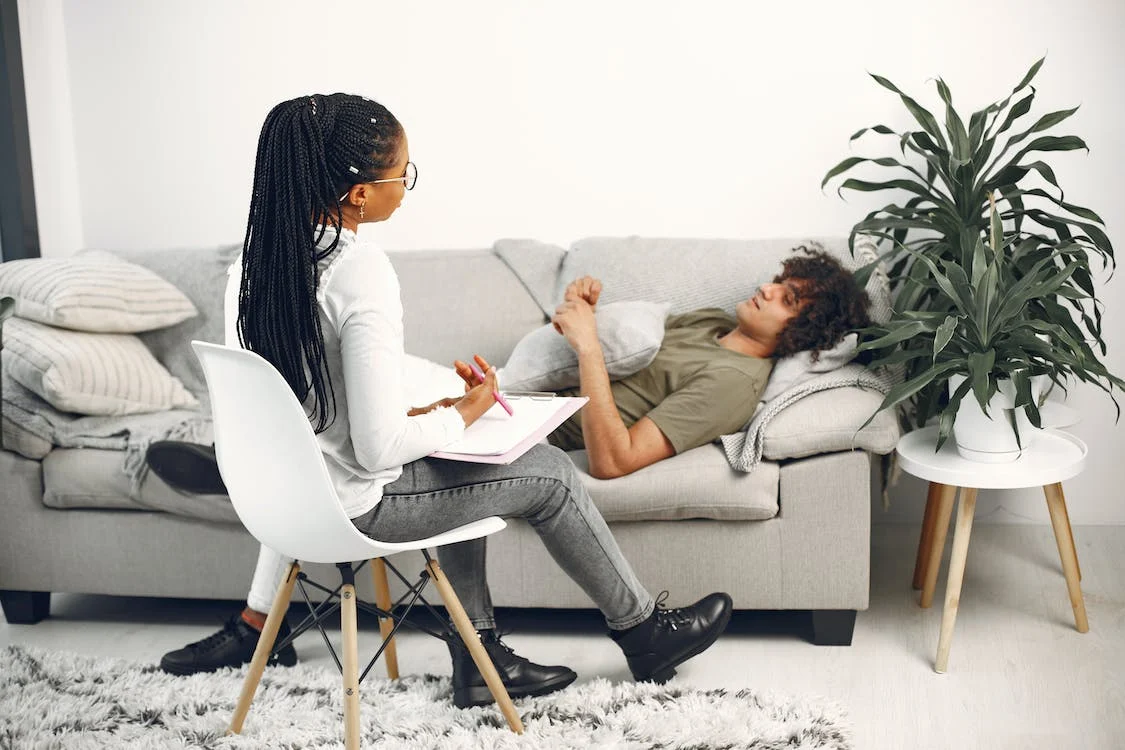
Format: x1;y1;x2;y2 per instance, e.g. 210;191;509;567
501;301;670;391
3;318;199;416
761;387;899;460
569;444;779;522
112;244;242;407
42;447;240;524
0;251;197;333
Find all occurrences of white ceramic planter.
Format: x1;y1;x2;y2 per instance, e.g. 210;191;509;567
948;373;1043;463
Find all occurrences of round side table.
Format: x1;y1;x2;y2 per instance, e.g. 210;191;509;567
896;425;1089;673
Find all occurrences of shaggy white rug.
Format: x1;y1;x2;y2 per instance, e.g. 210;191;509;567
1;645;851;749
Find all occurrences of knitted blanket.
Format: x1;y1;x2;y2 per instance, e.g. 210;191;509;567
720;363;896;473
1;368;212;495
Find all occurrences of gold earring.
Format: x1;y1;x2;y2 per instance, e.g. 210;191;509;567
359;202;366;220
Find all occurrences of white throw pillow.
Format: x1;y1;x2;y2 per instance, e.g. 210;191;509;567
2;318;199;416
760;333;860;403
502;301;671;391
0;251;197;333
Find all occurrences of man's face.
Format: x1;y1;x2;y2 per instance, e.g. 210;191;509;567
734;277;807;348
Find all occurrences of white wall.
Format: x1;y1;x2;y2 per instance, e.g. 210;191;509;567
19;0;1125;524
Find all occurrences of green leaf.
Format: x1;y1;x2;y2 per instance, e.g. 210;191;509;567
1002;108;1082;154
1012;57;1046;93
935;78;972;168
933;315;959;359
869;73;949;151
848;124;897;142
988;91;1035;140
822;156;868;189
989;201;1003;257
871;360;963;417
984;160;1063;201
855;319;933;352
937;375;976;449
968;350;997;409
1010;134;1088;163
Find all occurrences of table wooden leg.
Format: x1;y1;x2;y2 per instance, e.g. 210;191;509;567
1044;482;1089;633
1057;486;1081;582
935;487;977;673
920;484;958;608
913;482;944;590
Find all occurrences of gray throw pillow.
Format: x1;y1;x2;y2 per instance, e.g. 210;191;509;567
502;301;671;391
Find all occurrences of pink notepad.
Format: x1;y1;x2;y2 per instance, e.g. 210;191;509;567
431;396;587;465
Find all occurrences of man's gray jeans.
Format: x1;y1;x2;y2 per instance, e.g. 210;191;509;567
351;444;656;631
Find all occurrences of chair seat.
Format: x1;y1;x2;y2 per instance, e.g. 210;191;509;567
290;515;508;565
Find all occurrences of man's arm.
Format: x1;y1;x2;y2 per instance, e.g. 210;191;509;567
553;281;675;479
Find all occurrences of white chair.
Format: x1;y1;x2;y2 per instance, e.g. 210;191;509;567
191;341;524;747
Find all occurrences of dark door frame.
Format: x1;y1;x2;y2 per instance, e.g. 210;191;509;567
0;0;40;261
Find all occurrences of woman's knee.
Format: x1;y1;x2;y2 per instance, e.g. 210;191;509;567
523;443;583;484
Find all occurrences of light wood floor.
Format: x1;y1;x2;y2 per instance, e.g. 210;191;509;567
3;523;1123;749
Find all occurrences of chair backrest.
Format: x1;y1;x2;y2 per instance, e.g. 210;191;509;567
191;341;390;564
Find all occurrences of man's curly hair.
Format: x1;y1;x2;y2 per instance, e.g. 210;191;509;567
771;245;871;362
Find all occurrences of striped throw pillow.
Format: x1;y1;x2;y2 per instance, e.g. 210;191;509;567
2;318;199;416
0;252;197;333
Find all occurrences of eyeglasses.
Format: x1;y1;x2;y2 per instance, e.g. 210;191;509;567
367;161;418;191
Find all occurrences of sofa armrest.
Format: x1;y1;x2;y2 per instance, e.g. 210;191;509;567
762;386;899;460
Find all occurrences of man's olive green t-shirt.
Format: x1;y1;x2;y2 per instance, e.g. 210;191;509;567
548;308;773;454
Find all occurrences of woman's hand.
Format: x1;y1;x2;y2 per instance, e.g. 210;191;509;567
406;397;459;416
451;360;500;427
453;355;495;392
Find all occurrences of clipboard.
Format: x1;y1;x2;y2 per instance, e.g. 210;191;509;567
431;394;587;465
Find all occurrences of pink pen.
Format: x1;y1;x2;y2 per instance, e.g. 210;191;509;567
468;361;514;416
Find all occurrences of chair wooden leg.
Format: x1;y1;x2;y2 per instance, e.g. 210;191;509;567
340;582;362;750
920;484;958;608
229;562;300;735
425;558;524;734
935;487;977;673
1044;483;1089;633
371;558;400;679
913;482;944;590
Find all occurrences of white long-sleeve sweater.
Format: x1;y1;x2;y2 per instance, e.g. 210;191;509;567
223;227;465;518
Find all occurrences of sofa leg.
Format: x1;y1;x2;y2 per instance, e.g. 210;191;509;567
0;590;51;624
809;609;856;646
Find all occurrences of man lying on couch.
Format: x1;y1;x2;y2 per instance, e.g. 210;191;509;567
148;245;870;494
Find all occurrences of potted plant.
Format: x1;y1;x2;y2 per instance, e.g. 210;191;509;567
856;195;1123;459
822;58;1123;455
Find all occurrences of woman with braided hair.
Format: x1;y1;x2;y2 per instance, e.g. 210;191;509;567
158;93;733;708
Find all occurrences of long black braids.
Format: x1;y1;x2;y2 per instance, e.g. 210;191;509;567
237;93;403;432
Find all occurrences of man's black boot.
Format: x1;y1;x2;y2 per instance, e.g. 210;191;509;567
610;591;733;683
448;629;577;708
160;615;297;675
146;441;228;495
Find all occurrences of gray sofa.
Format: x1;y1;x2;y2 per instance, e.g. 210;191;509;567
0;236;898;645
